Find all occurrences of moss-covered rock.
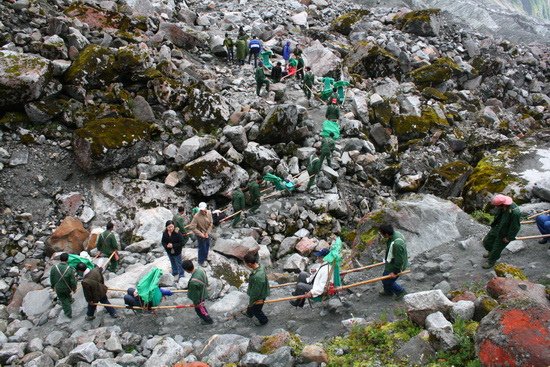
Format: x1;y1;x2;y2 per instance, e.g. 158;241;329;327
345;42;403;80
114;44;154;82
494;263;528;281
390;107;448;142
64;2;134;31
64;44;116;88
421;160;473;199
330;9;370;35
73;117;155;173
258;104;307;145
0;50;52;108
396;9;442;36
0;112;30;128
410;57;462;87
181;85;232;134
369;100;393;127
421;87;448;101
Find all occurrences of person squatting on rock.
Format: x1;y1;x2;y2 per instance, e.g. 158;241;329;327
482;194;521;269
183;260;214;324
162;220;185;279
50;252;77;318
248;35;262;67
243;252;269;326
77;262;118;320
290;248;332;308
379;223;408;300
189;202;213;267
231;184;246;227
96;221;120;272
124;287;173;309
319;132;336;167
303;66;314;99
223;33;234;63
535;213;550;245
255;61;270;97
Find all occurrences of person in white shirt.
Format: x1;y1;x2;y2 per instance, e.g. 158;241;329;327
290;248;332;307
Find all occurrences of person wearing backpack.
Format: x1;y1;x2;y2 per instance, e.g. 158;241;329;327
96;222;120;272
50;253;77;318
223;33;234;63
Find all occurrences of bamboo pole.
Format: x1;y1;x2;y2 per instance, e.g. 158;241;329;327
515;234;550;241
521;220;535;224
107;288;188;293
92;303;196;310
340;262;385;275
527;209;550;220
270;282;297;289
281;67;303;81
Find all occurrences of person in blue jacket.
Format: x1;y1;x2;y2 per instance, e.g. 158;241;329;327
248;36;263;67
282;40;291;62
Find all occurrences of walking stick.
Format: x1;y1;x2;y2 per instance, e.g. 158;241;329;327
527;209;550;220
515;234;550;241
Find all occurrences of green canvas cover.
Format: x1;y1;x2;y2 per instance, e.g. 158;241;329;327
263;173;295;191
137;267;163;307
260;50;273;69
320;77;335;100
311;237;343;302
68;254;95;270
334;80;350;103
320;120;341;139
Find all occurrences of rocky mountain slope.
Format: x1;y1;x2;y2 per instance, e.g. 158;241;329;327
0;0;549;365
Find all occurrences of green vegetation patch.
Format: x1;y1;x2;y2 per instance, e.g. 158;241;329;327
427;319;480;367
391;107;448;141
211;262;248;288
494;263;528;280
64;44;116;87
331;9;371;35
470;210;494;225
410;57;461;87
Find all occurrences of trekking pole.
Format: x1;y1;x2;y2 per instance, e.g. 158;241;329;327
515;234;550;241
527;209;550;219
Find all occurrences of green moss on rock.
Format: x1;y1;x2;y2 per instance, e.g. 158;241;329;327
494;263;528;280
345;42;402;80
331;9;370;35
64;44;116;87
421;87;448;101
396;9;441;36
433;161;472;181
391;107;448;141
410;57;461;87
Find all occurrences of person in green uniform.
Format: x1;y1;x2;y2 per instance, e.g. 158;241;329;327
243;252;269;325
183;260;213;324
232;184;246;227
223;33;234;63
303;66;314;99
255;61;270;97
50;253;77;318
296;55;305;80
247;177;262;213
173;206;190;246
96;222;119;272
306;155;322;190
325;98;340;121
235;36;247;66
378;224;408;300
482;194;521;269
319;132;336;167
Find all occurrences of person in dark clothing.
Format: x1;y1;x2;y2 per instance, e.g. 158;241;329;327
76;262;118;320
96;222;119;272
232;185;246;227
123;287;173;309
325;98;340;121
306;155;321;190
50;252;77;318
296;55;305;80
162;220;185;279
247;177;262;213
271;62;283;83
243;252;269;326
378;224;408;300
183;260;213;324
255;61;270;96
320;132;336;167
173;206;190;246
303;66;314;99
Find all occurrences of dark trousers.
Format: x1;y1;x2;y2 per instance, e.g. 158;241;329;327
56;290;73;318
483;232;507;264
87;295;116;317
536;215;550;235
291;272;313;307
381;270;405;295
167;253;184;277
227;48;234;61
249;49;260;67
195;302;213;324
197;236;210;264
247;302;268;325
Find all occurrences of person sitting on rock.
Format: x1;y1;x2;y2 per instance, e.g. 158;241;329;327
77;262;118;320
183;260;213;324
243;252;270;326
96;221;119;272
482;194;521;268
325;98;340;121
255;61;270;97
50;252;77;318
290;248;332;307
271;62;283;83
535;213;550;246
378;223;408;300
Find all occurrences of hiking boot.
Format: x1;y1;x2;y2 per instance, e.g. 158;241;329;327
482;262;495;269
539;238;548;244
85;315;96;321
379;290;393;297
395;291;407;300
483;252;490;258
253;319;268;326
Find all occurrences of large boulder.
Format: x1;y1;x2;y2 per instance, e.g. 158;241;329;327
257;104;308;145
7;282;43;313
390;107;448;142
144;337;187;367
46;217;90;256
133;207;173;242
21;289;52;317
73;118;155;174
301;40;341;77
330;10;370;35
68;342;99;364
174;135;218;165
209;291;249;313
182;86;232;133
403;290;455;327
200;334;250;365
64;45;116;88
476;302;550;367
486;277;548;307
410;57;462;88
158;22;202;50
421;161;473;198
243;142;281;171
212;237;260;260
396;9;442;37
0;50;52;108
184;150;249;196
124;0;175;16
222;125;248;152
345;42;403;80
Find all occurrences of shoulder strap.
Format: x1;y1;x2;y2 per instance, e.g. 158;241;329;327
53;265;74;292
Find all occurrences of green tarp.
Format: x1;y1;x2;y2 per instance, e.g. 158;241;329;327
263;173;295;191
323;237;343;287
320;77;335;100
68;254;94;270
260;50;273;69
334;80;350;103
320;120;341;139
137;267;163;307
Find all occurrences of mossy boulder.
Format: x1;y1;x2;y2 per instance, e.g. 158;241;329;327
410;57;462;87
114;44;154;82
369;100;393;127
494;263;528;281
181;86;232;134
24;99;68;123
64;44;117;88
183;150;248;196
421;161;473;199
73;117;155;174
149;76;189;110
390;107;448;142
421;87;448;101
0;50;52;108
258;104;308;144
345;42;403;80
158;22;203;50
396;9;442;37
330;9;370;36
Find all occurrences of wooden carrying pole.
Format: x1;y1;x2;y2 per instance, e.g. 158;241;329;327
108;288;188;293
92;303;196;310
521;220;535;224
340;262;385;275
527;209;550;220
515;234;550;241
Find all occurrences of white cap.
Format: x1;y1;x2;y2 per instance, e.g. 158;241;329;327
198;202;207;210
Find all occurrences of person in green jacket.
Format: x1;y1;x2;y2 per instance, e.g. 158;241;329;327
50;253;77;318
231;184;246;227
306;155;322;190
379;224;408;300
173;206;190;246
319;132;336;167
247;177;262;213
235;37;247;66
255;61;270;97
96;222;119;272
243;252;269;325
183;260;213;324
303;66;314;99
296;54;305;80
325;98;340;121
223;33;234;63
482;194;522;268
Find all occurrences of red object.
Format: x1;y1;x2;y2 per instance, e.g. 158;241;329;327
287;66;296;76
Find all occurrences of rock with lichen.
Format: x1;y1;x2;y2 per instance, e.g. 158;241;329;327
345;42;404;80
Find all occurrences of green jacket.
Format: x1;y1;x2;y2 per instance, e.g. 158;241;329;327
247;265;270;305
173;213;190;244
97;230;118;255
247;181;261;206
188;268;209;305
50;263;77;294
236;39;247;59
488;203;521;240
320;137;335;155
232;189;246;211
255;67;267;83
223;37;234;49
303;72;314;87
307;157;322;175
288;58;298;67
384;231;409;273
325;105;340;120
